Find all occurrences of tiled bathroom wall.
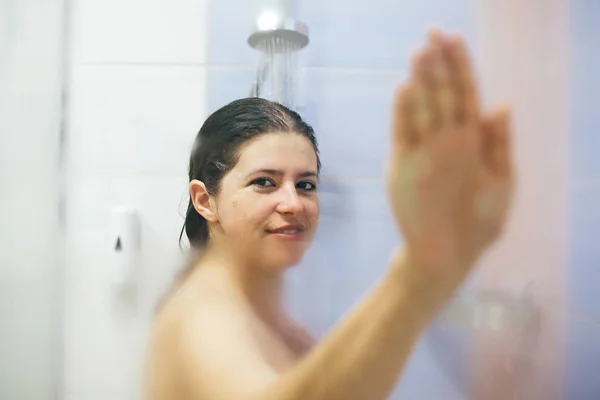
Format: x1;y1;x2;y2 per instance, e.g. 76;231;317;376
567;0;600;398
63;0;209;398
0;1;65;398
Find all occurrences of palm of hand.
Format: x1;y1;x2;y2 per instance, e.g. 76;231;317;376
388;30;515;281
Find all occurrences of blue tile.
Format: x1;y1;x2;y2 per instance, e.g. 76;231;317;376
571;0;600;41
208;0;476;68
353;180;402;289
206;68;255;112
207;0;257;66
304;69;404;178
422;321;470;398
393;339;463;399
571;43;600;177
298;0;475;69
571;0;600;177
565;319;600;399
569;184;600;319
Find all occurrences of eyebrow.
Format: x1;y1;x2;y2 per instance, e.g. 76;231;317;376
243;169;319;181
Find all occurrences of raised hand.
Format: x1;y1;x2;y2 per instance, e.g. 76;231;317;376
387;29;515;293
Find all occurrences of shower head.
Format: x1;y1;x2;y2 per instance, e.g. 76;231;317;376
247;8;309;109
248;10;309;52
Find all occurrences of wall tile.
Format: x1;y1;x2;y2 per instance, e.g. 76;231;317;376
565;319;600;399
63;173;190;395
571;38;600;177
568;1;600;395
207;0;475;69
571;0;600;44
206;0;257;66
0;277;60;399
74;0;209;64
298;0;475;69
569;182;600;320
68;65;207;175
206;67;255;112
352;179;401;288
304;69;403;179
0;0;65;398
393;340;464;399
64;393;134;400
571;0;600;177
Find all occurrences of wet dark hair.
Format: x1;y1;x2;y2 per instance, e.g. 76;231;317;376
179;97;321;250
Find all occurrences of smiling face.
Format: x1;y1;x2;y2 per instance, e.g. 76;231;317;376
208;132;320;271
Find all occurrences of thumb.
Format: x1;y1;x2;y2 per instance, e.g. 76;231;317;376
481;105;513;177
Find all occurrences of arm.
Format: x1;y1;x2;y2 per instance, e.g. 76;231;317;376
263;251;447;400
179;250;449;400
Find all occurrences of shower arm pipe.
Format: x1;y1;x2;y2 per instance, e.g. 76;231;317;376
281;0;295;16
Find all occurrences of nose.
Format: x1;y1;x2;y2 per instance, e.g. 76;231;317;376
276;183;304;215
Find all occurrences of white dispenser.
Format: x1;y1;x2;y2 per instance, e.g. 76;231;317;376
108;206;141;286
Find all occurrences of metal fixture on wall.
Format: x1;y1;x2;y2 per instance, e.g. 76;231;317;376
247;0;308;110
425;282;542;396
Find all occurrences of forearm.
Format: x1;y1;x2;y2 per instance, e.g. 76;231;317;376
263;250;451;400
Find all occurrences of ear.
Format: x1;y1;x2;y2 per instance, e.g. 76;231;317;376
189;180;219;222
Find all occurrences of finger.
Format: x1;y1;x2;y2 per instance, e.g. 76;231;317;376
446;35;479;123
410;49;435;139
428;30;456;126
391;82;417;153
481;106;513;176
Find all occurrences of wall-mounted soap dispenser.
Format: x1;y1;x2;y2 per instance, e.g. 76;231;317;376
108;206;141;286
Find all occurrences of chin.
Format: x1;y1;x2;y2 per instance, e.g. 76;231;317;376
257;233;314;271
263;247;308;272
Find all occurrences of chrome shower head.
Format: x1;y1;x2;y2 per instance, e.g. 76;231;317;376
248;11;309;52
247;9;309;109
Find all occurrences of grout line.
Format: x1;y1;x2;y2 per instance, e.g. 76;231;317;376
69;172;597;188
75;61;405;74
67;172;600;188
68;170;386;183
56;0;73;397
306;66;404;74
77;61;212;68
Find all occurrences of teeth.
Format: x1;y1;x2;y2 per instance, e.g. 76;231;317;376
274;229;299;234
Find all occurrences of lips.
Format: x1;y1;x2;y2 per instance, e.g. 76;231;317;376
266;224;306;234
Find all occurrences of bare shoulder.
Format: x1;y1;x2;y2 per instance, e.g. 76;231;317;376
146;272;278;400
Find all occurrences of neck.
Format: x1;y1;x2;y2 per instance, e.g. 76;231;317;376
197;242;286;326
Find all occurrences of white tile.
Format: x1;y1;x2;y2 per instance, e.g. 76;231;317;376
63;173;190;395
72;0;209;64
0;277;61;399
64;392;135;400
68;65;207;175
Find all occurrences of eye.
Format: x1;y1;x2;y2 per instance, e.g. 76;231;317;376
297;181;317;192
251;178;275;188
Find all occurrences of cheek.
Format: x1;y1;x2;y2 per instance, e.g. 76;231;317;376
305;198;320;222
220;194;273;232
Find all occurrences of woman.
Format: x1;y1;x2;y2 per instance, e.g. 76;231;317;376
143;29;514;400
